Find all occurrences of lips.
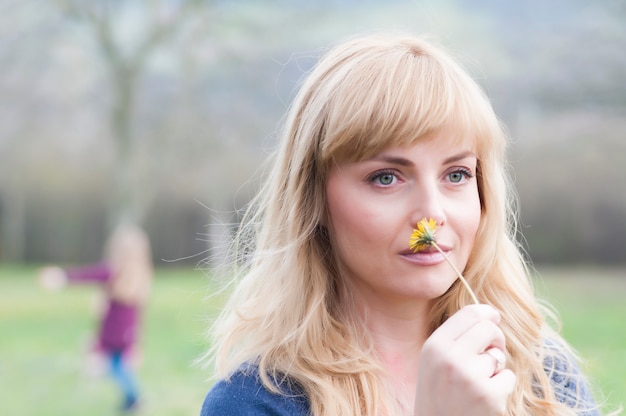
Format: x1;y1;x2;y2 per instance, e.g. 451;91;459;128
410;246;439;254
400;250;445;266
399;241;454;267
399;243;451;256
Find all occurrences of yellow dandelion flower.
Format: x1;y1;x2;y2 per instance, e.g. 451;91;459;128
409;218;438;253
408;217;479;305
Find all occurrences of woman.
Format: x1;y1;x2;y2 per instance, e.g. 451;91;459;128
201;33;602;415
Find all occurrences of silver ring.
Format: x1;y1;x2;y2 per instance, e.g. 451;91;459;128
485;347;506;374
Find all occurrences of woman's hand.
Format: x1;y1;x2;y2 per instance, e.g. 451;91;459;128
414;304;516;416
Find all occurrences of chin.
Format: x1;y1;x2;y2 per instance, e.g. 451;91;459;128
407;277;456;300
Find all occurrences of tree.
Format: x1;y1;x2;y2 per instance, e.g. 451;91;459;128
58;0;205;228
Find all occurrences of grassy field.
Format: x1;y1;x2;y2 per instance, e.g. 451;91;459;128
534;266;626;412
0;265;221;416
0;264;624;415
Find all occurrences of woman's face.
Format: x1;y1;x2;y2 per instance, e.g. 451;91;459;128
325;128;482;307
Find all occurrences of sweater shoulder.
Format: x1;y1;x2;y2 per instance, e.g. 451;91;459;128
200;365;310;416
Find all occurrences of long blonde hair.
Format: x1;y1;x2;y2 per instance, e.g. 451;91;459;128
106;223;153;306
209;33;600;415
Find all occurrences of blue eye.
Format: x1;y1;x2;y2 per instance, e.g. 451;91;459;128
377;173;395;185
449;171;464;183
447;169;472;183
368;170;398;186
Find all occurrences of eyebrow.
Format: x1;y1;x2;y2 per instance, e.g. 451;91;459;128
370;150;477;166
443;151;477;164
370;155;415;166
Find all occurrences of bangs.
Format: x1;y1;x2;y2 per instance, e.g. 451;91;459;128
317;36;496;164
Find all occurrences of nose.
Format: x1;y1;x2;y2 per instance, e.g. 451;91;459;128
410;182;446;226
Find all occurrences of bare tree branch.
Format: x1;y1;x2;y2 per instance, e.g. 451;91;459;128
53;0;206;227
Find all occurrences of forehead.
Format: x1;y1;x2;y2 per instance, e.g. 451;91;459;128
328;122;479;166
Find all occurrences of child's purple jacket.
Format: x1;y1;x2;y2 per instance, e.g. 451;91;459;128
66;263;139;352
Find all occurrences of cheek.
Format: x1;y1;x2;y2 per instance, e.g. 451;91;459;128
326;192;368;244
452;189;482;249
462;201;482;250
326;179;387;255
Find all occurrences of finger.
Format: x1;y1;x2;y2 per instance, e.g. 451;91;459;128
474;369;516;416
455;318;506;354
459;346;507;381
430;304;501;342
489;368;516;396
468;347;506;379
484;347;507;376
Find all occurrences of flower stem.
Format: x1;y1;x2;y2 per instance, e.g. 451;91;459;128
431;242;479;305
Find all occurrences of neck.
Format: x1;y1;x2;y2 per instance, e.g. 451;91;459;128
342;289;434;415
360;299;429;375
346;282;434;344
355;296;434;407
375;323;424;416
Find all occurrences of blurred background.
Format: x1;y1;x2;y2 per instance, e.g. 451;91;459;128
1;0;625;414
1;0;625;267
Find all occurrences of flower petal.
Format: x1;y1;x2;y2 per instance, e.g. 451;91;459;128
408;217;438;252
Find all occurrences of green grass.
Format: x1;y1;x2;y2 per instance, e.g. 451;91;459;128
0;264;624;414
0;264;223;416
534;266;626;412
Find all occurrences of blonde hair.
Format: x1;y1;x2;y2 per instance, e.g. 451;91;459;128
209;33;600;415
106;223;153;306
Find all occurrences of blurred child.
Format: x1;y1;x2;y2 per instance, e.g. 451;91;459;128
39;223;153;413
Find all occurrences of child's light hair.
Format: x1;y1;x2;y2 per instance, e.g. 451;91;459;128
106;223;153;306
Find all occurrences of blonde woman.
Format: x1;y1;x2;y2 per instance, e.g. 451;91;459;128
201;33;604;415
40;223;152;413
